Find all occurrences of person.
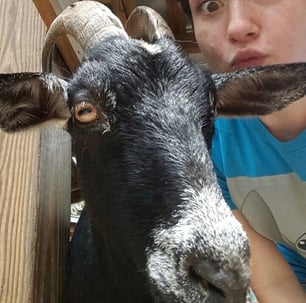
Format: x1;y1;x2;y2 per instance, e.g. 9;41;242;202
178;0;306;302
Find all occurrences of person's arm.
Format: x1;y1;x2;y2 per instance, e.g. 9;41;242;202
233;210;306;303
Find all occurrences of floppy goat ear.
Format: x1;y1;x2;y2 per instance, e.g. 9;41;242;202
213;62;306;116
0;73;71;132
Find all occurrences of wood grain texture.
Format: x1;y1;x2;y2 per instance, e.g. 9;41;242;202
33;126;71;303
0;0;71;302
0;127;71;303
0;0;46;72
0;130;41;302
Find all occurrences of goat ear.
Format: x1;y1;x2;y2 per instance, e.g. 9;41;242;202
212;62;306;116
0;73;70;132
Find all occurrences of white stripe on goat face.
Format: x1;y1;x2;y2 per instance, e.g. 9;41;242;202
146;156;249;300
138;40;163;55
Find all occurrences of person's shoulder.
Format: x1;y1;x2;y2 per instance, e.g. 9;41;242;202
211;117;266;161
214;117;257;134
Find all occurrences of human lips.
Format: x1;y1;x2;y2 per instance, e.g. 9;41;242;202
230;49;266;70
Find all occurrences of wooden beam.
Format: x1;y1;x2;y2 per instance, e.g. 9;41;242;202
0;0;71;302
0;126;71;303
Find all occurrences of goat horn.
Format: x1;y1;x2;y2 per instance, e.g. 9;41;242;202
42;1;128;72
125;6;174;42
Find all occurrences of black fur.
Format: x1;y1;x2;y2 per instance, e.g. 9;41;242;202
66;37;223;303
3;28;306;303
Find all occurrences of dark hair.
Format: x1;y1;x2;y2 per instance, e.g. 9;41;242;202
178;0;191;17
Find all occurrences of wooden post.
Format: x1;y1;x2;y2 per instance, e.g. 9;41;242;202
0;1;71;302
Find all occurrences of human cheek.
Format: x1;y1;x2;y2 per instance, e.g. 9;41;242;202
265;29;306;65
195;30;228;72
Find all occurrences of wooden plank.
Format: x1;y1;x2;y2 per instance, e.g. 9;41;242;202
165;0;201;54
0;0;45;72
33;126;71;303
0;130;41;302
0;126;71;303
112;0;133;23
0;0;71;302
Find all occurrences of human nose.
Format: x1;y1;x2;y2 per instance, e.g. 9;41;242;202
227;1;260;43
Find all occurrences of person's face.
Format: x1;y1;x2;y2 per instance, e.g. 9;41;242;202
189;0;306;73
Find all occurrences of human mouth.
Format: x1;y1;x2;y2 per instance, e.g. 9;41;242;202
230;49;266;70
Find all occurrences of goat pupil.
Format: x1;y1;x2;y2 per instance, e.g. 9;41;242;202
78;108;92;116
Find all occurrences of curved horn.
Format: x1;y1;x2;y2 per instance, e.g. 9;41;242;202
42;1;128;72
125;6;174;42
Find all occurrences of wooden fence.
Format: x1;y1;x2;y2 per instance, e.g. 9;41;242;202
0;1;71;302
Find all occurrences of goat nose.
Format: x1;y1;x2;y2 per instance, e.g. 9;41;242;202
183;256;225;300
183;256;247;303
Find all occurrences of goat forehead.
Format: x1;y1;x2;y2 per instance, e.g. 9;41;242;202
74;37;194;86
71;48;209;109
86;37;163;66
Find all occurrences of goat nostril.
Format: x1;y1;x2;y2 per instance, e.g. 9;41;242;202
183;258;226;299
190;266;225;297
189;265;209;288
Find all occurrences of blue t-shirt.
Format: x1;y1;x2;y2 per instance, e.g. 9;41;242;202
211;116;306;283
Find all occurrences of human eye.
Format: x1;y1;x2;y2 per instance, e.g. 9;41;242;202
200;0;224;14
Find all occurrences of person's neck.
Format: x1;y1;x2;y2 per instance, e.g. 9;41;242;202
259;96;306;142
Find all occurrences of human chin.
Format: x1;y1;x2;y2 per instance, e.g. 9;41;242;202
206;60;231;73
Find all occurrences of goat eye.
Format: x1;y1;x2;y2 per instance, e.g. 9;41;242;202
74;102;98;123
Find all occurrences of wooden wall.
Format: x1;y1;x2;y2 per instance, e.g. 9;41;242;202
0;1;71;302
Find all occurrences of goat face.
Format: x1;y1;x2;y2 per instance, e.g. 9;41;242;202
1;2;306;303
66;36;250;302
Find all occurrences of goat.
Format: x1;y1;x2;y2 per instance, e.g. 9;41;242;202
1;2;306;302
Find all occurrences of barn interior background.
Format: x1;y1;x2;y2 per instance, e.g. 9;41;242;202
0;0;203;302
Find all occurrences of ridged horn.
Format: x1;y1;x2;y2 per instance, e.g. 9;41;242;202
125;6;174;42
42;1;128;72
